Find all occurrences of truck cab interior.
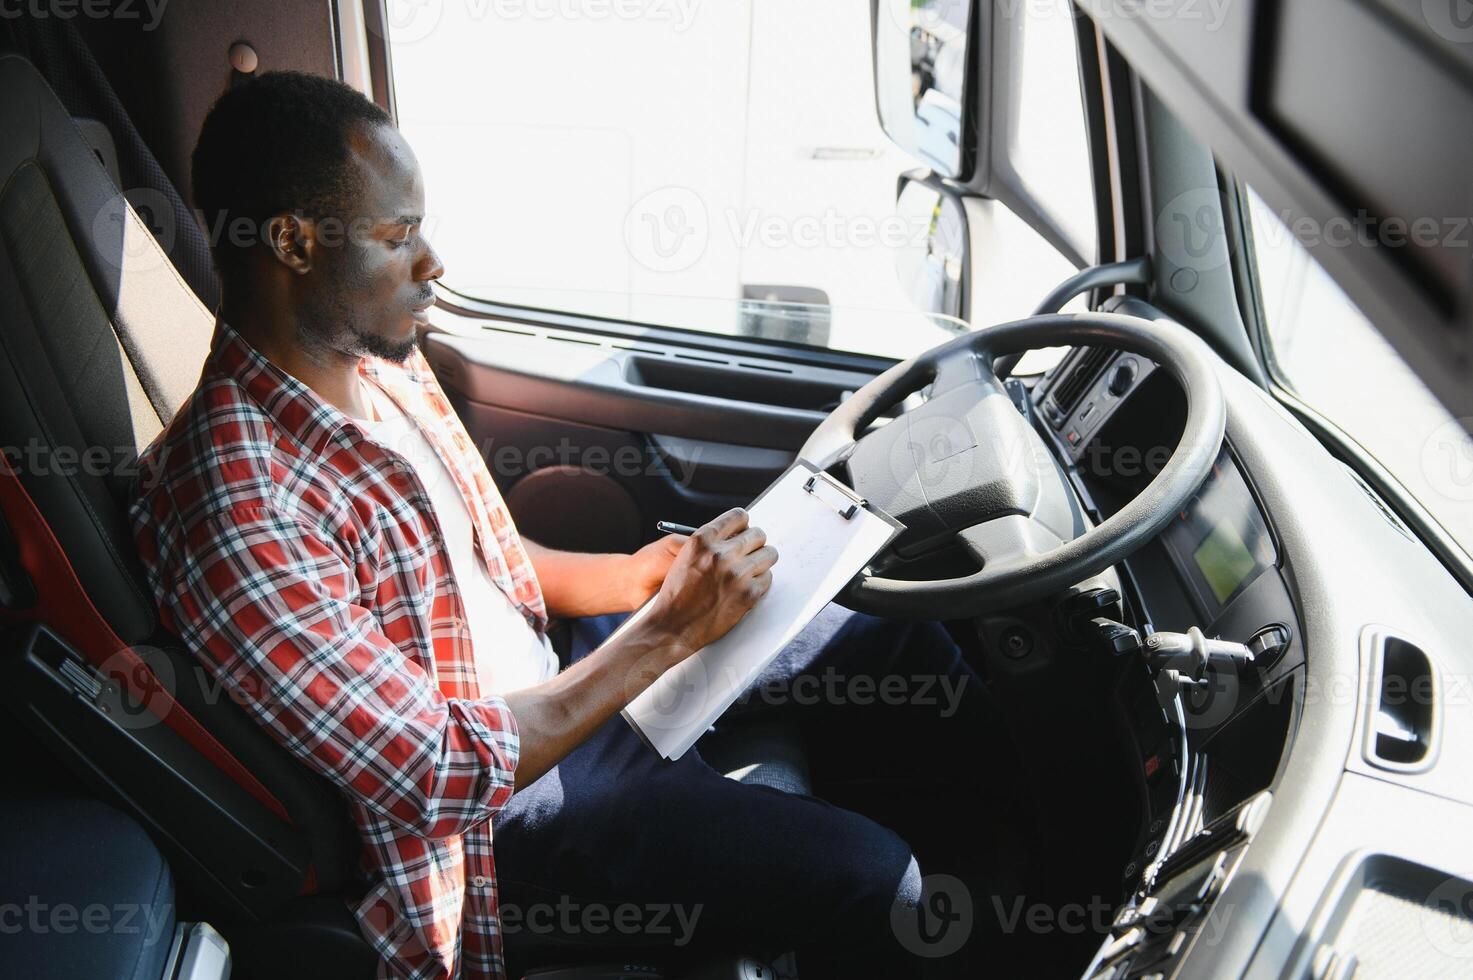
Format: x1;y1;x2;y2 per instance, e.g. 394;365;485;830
2;1;1472;979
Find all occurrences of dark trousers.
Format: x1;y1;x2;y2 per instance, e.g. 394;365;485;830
493;604;1031;977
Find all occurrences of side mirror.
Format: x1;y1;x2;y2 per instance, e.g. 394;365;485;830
873;0;972;178
894;174;967;321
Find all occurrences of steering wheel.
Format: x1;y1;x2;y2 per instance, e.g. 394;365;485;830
799;312;1226;619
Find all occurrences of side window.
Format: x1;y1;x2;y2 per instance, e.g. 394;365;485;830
1006;0;1097;262
385;0;1094;361
1246;188;1473;552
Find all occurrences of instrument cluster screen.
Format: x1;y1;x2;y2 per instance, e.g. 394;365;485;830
1160;447;1276;617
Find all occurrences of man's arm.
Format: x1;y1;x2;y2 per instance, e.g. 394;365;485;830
523;534;687;618
505;508;775;786
173;501;772;816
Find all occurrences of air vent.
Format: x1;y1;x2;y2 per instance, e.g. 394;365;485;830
482;323;536;338
1342;465;1413;540
1046;347;1113;425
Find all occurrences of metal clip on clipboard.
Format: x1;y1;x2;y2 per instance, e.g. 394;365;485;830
802;471;867;521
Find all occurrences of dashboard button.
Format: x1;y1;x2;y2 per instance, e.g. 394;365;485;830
1098;926;1144;962
1109;360;1138;396
1112;896;1158;933
1248;624;1291;667
1195;851;1230;902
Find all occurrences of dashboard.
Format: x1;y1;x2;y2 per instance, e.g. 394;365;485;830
1024;310;1473;979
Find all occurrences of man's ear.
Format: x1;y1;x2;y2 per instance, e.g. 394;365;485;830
264;214;316;274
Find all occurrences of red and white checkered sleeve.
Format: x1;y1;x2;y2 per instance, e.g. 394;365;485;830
166;502;520;841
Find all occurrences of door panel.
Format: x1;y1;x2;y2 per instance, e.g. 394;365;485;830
425;329;867;450
425;325;882;551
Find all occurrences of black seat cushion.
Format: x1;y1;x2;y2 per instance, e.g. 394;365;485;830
0;796;177;980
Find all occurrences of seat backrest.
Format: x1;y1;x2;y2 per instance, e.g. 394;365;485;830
0;52;357;913
0;53;210;642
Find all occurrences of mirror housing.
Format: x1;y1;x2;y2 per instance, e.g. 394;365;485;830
872;0;973;178
894;172;968;321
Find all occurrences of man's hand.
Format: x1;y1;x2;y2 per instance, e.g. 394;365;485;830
623;533;687;609
503;508;776;788
642;508;778;661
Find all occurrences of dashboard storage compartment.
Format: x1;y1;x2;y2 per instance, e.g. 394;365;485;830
1361;629;1440;772
625;354;850;412
1304;856;1473;980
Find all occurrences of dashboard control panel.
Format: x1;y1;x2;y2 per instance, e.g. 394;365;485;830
1037;348;1158;460
1086;793;1273;980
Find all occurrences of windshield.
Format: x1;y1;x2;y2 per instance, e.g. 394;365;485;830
385;0;1093;362
1245;188;1473;556
386;2;931;357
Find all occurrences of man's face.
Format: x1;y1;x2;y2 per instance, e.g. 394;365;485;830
294;121;443;363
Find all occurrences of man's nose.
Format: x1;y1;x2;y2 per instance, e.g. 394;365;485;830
415;239;445;282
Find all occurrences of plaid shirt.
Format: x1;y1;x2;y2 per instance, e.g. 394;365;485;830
131;320;548;979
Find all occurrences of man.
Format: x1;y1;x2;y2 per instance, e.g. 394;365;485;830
133;72;1009;979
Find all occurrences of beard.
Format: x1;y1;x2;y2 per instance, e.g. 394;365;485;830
345;322;418;363
298;288;419;365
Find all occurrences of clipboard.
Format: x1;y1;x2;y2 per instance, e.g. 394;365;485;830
617;459;904;761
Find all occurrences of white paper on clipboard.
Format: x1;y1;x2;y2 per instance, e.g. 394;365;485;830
618;460;904;761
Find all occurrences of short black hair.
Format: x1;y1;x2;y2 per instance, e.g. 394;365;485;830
191;71;393;276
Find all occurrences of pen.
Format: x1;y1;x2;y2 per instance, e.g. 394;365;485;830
655;520;699;536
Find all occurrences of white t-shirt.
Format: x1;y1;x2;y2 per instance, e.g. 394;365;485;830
357;383;559;695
